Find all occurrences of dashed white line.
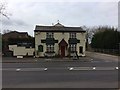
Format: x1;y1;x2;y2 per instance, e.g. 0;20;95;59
115;67;119;70
1;67;119;71
16;68;21;71
17;68;48;71
2;68;48;72
93;67;96;70
68;67;119;71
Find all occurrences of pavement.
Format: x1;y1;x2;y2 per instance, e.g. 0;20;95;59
1;51;119;63
86;51;119;62
2;56;91;63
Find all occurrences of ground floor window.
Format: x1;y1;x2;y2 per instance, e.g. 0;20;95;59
38;45;43;52
70;44;76;52
46;45;54;52
79;46;83;53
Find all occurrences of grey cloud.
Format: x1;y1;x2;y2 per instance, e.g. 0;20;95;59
13;19;29;26
2;1;118;36
2;18;29;26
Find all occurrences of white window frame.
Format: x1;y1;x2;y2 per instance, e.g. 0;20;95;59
70;44;76;52
46;32;54;38
46;45;54;52
70;33;76;38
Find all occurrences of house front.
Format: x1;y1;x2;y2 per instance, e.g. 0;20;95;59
34;23;86;58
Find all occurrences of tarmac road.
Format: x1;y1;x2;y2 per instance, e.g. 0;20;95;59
2;58;119;88
2;51;119;88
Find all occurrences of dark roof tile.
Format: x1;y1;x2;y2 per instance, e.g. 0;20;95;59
34;25;85;32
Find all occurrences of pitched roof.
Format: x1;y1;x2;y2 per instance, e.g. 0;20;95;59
34;23;86;32
3;31;28;36
54;22;64;27
2;31;29;40
59;39;68;46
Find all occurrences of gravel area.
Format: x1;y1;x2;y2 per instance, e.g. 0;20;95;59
86;51;119;62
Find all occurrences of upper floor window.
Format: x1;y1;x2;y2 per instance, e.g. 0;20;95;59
46;32;54;38
70;33;76;38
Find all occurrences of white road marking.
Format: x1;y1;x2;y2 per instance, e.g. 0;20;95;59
69;67;73;70
44;68;48;71
2;68;48;71
16;68;21;71
19;68;48;71
115;67;119;70
68;67;119;71
93;67;96;70
1;67;118;71
91;59;93;61
68;67;93;70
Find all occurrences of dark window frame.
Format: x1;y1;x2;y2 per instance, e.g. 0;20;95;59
79;46;83;53
38;45;43;52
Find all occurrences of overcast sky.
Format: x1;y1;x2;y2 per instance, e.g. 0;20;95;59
1;0;118;36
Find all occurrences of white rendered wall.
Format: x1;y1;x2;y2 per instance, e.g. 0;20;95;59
35;32;86;57
76;32;86;56
9;45;34;56
35;32;46;57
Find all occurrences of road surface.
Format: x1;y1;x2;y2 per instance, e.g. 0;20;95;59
2;57;119;88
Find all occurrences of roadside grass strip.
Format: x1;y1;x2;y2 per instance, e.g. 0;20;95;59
68;67;119;71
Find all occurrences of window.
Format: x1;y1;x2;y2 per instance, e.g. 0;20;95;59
46;45;54;52
70;33;76;38
38;45;43;52
46;32;54;38
79;46;83;53
70;44;76;52
17;42;32;48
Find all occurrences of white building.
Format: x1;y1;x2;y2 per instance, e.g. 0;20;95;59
9;44;34;57
34;23;86;58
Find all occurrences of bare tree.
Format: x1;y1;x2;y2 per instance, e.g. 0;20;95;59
81;26;93;44
2;29;12;34
0;2;9;19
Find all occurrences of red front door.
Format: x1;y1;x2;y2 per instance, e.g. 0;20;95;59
61;46;65;57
